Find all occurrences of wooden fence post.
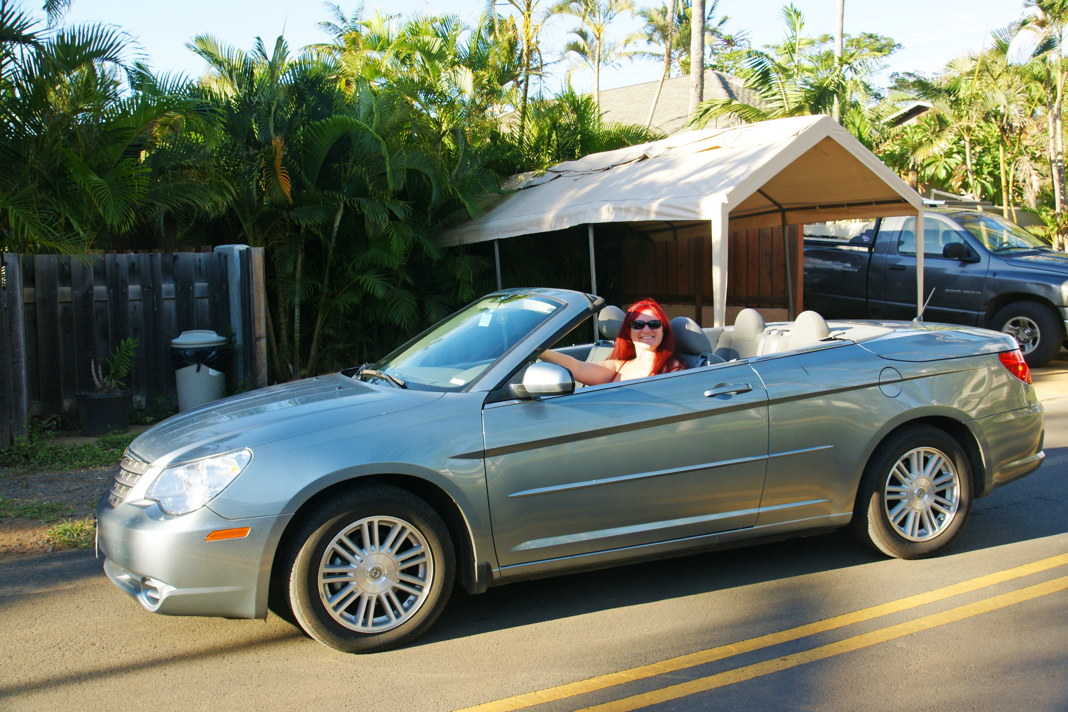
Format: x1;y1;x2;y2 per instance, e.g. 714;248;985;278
248;247;268;389
1;254;29;446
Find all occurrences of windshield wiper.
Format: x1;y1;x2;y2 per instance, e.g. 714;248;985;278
356;366;407;389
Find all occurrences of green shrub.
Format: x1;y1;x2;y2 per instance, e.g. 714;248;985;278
0;423;134;472
45;517;95;549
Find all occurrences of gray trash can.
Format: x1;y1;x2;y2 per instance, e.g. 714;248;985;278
171;330;229;412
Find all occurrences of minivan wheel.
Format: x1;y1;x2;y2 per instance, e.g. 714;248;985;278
853;425;972;560
285;485;455;653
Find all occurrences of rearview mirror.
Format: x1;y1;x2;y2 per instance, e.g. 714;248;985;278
510;362;575;399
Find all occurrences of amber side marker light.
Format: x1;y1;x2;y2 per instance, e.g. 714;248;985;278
205;527;251;542
999;349;1032;384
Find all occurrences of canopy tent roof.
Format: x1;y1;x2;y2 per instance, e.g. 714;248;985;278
437;115;925;325
439;114;921;245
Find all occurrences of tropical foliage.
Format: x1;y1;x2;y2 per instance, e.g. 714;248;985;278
4;0;1068;380
689;4;899;146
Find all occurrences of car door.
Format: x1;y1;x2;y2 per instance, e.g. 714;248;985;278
874;215;989;323
482;362;769;568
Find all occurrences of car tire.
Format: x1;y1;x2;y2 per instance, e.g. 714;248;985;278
852;425;972;560
284;485;455;653
991;302;1062;366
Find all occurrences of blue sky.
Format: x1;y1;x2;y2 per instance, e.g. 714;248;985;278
58;0;1025;92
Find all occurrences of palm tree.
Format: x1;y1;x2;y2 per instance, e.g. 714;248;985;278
637;0;746;127
193;28;501;376
519;87;662;169
493;0;548;146
688;4;894;144
0;2;216;253
689;0;703;112
1007;0;1068;214
640;0;677;128
552;0;636;106
833;0;844;122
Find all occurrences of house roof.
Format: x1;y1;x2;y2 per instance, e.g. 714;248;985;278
596;69;756;135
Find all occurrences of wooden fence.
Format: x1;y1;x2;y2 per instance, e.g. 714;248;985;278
0;248;266;446
620;225;804;320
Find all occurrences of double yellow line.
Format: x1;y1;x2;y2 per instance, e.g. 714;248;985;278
458;553;1068;712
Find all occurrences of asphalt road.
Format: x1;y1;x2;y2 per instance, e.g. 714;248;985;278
2;370;1067;712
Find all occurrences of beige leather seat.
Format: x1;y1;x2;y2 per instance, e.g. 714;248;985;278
788;310;831;349
715;308;766;360
585;305;625;362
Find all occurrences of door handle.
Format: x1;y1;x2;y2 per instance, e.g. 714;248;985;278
888;265;907;271
704;383;753;398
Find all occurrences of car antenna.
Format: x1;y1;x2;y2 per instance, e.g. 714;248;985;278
912;288;936;326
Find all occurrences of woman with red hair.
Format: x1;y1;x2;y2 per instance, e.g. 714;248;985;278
540;298;685;385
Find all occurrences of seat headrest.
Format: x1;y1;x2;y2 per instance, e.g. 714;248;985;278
791;310;830;346
597;305;626;340
734;308;766;338
670;316;712;355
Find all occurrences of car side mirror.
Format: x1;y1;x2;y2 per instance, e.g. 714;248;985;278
942;242;980;262
510;362;575;399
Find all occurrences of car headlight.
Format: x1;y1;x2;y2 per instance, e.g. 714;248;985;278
147;449;252;515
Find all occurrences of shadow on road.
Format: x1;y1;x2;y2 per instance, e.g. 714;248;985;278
423;446;1067;648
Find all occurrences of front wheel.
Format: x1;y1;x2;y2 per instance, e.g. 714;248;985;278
991;302;1062;367
852;425;972;559
284;486;455;653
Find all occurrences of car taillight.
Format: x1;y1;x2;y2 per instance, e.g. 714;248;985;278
999;349;1032;384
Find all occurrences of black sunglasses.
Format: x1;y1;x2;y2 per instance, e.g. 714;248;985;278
630;319;663;330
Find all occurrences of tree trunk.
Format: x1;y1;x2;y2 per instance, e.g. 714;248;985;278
1054;47;1067;215
963;132;975;198
688;0;705;114
833;0;844;123
998;140;1010;220
593;41;601;107
646;0;676;129
305;202;345;375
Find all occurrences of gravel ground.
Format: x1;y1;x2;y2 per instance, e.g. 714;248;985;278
0;465;114;557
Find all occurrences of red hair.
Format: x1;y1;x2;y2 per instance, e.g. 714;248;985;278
608;298;682;375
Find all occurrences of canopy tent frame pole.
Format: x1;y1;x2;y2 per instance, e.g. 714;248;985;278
781;215;795;318
711;212;729;327
916;205;926;318
757;189;796;318
494;240;503;291
588;224;599;340
588;224;598;295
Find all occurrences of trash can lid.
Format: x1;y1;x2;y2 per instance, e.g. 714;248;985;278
171;330;227;348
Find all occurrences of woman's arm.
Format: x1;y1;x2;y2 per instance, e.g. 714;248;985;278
539;349;617;385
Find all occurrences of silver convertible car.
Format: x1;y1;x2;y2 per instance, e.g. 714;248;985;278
96;288;1045;653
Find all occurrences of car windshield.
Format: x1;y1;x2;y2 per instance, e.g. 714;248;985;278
359;293;564;391
955;213;1049;253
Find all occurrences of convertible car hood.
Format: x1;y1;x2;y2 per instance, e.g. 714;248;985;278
128;374;443;464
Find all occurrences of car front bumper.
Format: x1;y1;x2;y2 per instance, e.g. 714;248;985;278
95;496;291;619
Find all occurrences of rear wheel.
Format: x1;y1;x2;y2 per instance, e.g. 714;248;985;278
852;425;972;559
991;302;1062;366
284;485;455;653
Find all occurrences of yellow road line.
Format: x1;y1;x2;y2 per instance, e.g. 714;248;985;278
456;553;1068;712
578;575;1068;712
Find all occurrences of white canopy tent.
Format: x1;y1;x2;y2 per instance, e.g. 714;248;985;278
438;115;925;326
